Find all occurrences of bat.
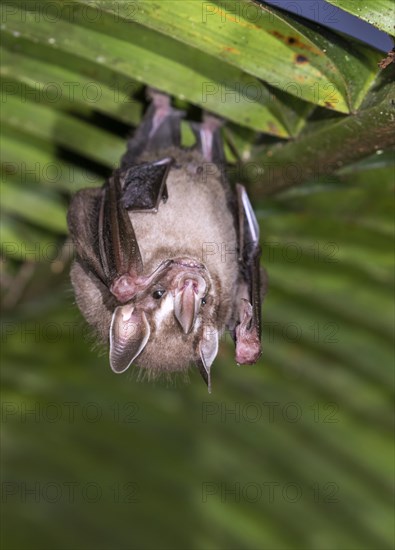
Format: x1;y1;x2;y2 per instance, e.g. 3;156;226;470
67;88;267;392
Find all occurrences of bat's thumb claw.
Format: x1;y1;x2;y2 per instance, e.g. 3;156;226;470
235;334;262;365
235;307;262;364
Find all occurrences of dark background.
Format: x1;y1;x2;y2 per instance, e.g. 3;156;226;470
265;0;393;50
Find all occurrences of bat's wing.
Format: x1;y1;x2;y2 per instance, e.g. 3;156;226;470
100;171;143;285
67;186;107;285
67;171;143;291
69;88;184;290
68;173;152;373
234;184;263;364
120;157;173;212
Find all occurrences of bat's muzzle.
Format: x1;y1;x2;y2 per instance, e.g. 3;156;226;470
174;274;206;334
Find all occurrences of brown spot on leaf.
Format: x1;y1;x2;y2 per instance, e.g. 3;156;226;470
269;29;284;41
295;54;308;64
325;101;334;109
268;30;322;55
222;46;240;55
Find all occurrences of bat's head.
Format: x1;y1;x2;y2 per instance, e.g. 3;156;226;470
109;257;220;390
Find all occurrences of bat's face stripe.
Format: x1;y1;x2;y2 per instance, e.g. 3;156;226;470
153;293;174;328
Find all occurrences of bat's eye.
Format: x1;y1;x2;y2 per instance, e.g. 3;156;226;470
201;297;207;306
153;289;166;300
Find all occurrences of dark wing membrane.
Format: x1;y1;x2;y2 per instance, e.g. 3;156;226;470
100;171;143;284
237;183;262;335
69;89;185;291
68;173;143;289
120;158;173;212
67;187;107;285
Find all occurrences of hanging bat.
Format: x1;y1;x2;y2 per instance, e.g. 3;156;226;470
67;88;266;392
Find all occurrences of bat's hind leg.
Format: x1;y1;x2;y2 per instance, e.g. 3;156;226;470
121;88;184;167
190;114;226;169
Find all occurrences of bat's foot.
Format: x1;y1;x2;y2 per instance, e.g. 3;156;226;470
146;87;171;109
235;300;262;364
146;88;173;139
190;114;225;165
202;113;223;133
121;87;184;166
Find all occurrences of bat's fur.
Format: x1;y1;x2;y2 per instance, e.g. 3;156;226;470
132;148;239;323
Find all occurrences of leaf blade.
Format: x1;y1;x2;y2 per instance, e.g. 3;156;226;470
326;0;395;36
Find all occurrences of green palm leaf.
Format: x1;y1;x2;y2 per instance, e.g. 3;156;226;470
326;0;395;36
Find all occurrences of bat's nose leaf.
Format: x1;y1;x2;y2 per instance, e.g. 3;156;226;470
109;304;150;373
198;326;219;393
174;280;201;334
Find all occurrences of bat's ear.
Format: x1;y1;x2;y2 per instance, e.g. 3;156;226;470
197;326;219;393
109;304;150;373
